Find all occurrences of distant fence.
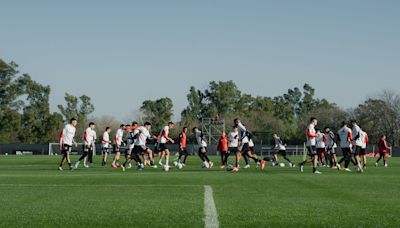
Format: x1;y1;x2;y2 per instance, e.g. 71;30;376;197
0;144;399;157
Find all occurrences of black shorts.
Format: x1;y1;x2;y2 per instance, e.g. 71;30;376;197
354;146;364;156
278;150;287;157
240;143;250;152
198;147;207;154
133;145;147;155
341;148;351;155
102;147;110;154
113;144;121;153
229;147;239;154
62;144;72;154
180;148;189;156
326;147;336;155
307;146;317;156
316;148;326;154
359;148;366;155
158;143;168;152
83;144;92;153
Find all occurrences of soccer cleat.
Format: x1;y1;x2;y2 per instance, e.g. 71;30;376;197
158;161;163;167
58;166;63;171
220;165;226;169
112;163;118;168
232;167;239;172
300;165;304;173
84;164;89;168
244;164;250;169
314;170;322;174
74;161;80;169
344;168;351;172
69;166;75;171
261;160;266;171
127;163;132;169
375;163;378;167
121;165;126;172
337;164;341;170
209;162;214;168
384;163;388;167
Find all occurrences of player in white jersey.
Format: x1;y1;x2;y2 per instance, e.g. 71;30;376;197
193;127;213;168
122;122;154;171
271;133;294;168
228;126;240;172
75;122;96;169
299;117;321;174
58;118;78;171
101;127;112;167
112;124;126;168
351;120;364;172
124;122;139;169
324;127;338;168
337;121;353;172
234;118;261;169
157;122;175;168
359;130;369;169
315;129;328;167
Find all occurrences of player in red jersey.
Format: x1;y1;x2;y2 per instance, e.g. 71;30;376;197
376;135;391;167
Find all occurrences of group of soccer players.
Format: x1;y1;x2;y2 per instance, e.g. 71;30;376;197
58;117;392;174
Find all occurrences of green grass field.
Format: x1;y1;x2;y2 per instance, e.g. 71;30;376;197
0;155;399;228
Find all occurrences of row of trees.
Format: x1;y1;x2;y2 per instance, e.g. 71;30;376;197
0;59;95;144
2;58;400;146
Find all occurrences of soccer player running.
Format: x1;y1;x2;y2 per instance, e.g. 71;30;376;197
359;130;369;169
376;135;391;167
228;126;241;172
122;122;154;171
75;122;95;169
177;127;189;167
324;127;338;169
112;124;125;168
218;132;229;169
193;127;213;168
351;120;365;172
59;118;78;171
316;129;327;167
234;118;261;169
299;117;321;174
337;121;353;172
124;122;139;169
272;133;294;168
101;127;112;167
157;122;175;169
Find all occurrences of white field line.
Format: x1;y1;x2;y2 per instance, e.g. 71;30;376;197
0;184;202;188
204;185;219;228
0;171;206;177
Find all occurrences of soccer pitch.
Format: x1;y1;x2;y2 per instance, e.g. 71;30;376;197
0;156;399;228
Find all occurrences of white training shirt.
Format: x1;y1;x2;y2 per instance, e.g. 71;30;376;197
237;122;249;144
306;123;316;147
62;124;76;146
83;127;96;146
359;130;368;149
158;126;170;144
228;131;239;147
273;137;286;151
316;133;326;149
114;128;124;146
134;126;151;146
102;131;110;148
352;124;362;142
249;139;254;147
195;129;207;147
338;127;352;148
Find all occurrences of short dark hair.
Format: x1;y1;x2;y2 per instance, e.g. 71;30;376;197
89;122;95;127
168;121;174;125
120;124;125;128
70;118;77;123
183;127;188;130
351;119;357;124
144;122;152;126
131;121;138;126
310;117;317;122
234;118;240;123
106;127;110;131
341;121;347;127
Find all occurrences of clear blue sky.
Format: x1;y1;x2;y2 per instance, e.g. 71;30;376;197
1;0;399;121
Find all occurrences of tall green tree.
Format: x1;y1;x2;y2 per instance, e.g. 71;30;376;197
0;59;23;143
140;97;173;133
